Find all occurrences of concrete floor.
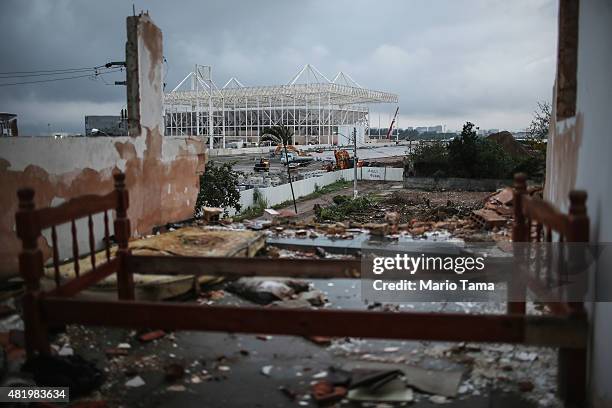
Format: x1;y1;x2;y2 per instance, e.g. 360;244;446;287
64;278;552;407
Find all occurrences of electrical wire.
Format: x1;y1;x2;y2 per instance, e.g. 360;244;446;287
0;66;104;76
0;68;124;87
0;68;107;79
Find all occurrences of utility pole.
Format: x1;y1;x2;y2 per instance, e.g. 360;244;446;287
353;126;358;198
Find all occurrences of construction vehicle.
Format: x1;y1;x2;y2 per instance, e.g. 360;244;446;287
334;149;352;170
280;152;315;165
273;144;313;158
253;158;270;172
386;106;400;140
332;149;363;170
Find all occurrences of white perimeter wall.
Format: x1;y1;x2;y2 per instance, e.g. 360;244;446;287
233;167;403;213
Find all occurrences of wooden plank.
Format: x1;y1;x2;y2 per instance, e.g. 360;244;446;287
41;298;587;347
47;258;118;297
125;255;361;279
37;191;117;230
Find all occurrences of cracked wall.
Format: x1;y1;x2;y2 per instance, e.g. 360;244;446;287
0;14;206;279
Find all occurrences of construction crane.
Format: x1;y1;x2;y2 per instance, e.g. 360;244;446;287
386;106;400;140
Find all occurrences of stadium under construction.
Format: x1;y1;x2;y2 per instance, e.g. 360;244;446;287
163;64;399;148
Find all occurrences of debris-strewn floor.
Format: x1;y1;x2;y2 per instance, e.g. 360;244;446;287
42;277;560;408
1;184;558;407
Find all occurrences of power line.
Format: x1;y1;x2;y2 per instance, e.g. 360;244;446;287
0;68;108;79
0;68;124;87
0;66;103;75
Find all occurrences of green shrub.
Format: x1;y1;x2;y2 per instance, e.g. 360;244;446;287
194;161;241;217
409;141;448;177
318;195;374;221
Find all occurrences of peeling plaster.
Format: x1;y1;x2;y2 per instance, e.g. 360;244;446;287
544;113;583;210
0;14;204;279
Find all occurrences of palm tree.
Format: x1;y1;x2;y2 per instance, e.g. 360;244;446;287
260;125;297;213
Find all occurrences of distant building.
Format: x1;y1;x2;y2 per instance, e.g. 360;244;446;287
0;113;18;137
415;126;429;133
477;128;500;136
85;113;127;136
427;125;443;133
513;131;529;140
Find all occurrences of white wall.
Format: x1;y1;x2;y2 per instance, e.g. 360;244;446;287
572;1;612;406
235;167;403;212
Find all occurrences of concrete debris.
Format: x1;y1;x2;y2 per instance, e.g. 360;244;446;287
166;384;186;392
202;207;223;224
125;376;145;388
58;345;74;356
429;395;448;404
514;351;538;362
471;209;508;229
344;362;462;398
347;378;414;403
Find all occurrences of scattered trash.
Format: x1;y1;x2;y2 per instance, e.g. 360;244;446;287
312;371;328;379
347;378;413;403
125;376;145;388
226;278;310;305
256;335;272;341
58;345;74;356
343;362;462;398
261;365;273;376
515;351;538;362
117;343;131;349
217;365;231;372
166;384;186;392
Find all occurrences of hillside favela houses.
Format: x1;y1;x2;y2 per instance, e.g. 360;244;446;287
0;1;610;407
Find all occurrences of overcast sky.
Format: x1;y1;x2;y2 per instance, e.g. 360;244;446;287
0;0;558;135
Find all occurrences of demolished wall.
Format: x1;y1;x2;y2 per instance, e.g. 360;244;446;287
0;14;206;279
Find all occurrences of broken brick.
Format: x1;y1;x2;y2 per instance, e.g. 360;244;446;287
139;330;166;342
311;380;347;405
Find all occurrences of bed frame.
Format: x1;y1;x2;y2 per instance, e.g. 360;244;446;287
16;172;589;406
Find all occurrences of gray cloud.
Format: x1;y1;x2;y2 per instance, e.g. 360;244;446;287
0;0;557;134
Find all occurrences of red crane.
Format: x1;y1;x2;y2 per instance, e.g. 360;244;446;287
386;106;400;140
